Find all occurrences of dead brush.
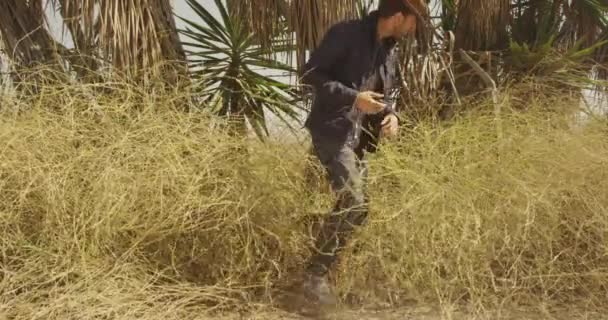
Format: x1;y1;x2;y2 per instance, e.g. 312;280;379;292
0;79;607;319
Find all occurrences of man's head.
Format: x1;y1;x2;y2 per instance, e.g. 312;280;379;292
377;0;425;39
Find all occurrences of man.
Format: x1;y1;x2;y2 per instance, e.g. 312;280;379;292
292;0;426;312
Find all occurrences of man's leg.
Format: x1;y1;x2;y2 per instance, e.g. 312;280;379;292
286;137;368;314
308;154;368;276
307;139;369;277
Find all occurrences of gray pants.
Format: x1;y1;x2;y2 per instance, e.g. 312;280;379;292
306;135;369;276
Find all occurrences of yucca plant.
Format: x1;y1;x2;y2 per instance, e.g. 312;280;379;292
506;0;608;78
179;0;301;138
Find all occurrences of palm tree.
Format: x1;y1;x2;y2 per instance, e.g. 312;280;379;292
452;0;511;51
230;0;361;72
0;0;188;85
49;0;188;83
435;0;608;107
235;0;607;108
180;0;302;138
0;0;307;136
0;0;66;84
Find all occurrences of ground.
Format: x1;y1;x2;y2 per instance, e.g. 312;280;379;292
214;305;607;320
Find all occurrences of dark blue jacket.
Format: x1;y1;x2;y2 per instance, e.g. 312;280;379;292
302;11;401;149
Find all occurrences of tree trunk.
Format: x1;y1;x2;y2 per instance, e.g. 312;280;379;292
0;0;65;86
53;0;189;84
55;0;101;82
452;0;509;99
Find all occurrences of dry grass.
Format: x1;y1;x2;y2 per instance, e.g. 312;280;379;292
0;83;607;319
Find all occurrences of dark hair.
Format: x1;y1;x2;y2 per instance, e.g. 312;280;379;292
377;0;411;18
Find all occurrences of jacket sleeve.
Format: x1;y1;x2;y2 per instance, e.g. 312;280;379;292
301;23;359;110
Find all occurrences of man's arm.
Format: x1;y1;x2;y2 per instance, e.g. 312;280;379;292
301;23;359;110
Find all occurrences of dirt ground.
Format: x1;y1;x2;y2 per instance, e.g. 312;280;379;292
216;305;607;320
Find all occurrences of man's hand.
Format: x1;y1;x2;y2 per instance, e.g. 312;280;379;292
355;91;385;114
381;114;399;138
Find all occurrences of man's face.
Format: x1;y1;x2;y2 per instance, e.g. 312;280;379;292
391;12;417;38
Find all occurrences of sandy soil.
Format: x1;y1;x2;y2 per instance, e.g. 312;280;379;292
215;305;607;320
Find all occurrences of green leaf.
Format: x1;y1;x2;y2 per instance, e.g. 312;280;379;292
179;0;299;139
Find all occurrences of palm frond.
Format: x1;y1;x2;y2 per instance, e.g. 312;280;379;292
0;0;61;66
0;0;67;88
227;0;289;48
289;0;359;70
232;0;360;72
180;0;301;139
48;0;187;82
562;0;608;65
454;0;510;50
